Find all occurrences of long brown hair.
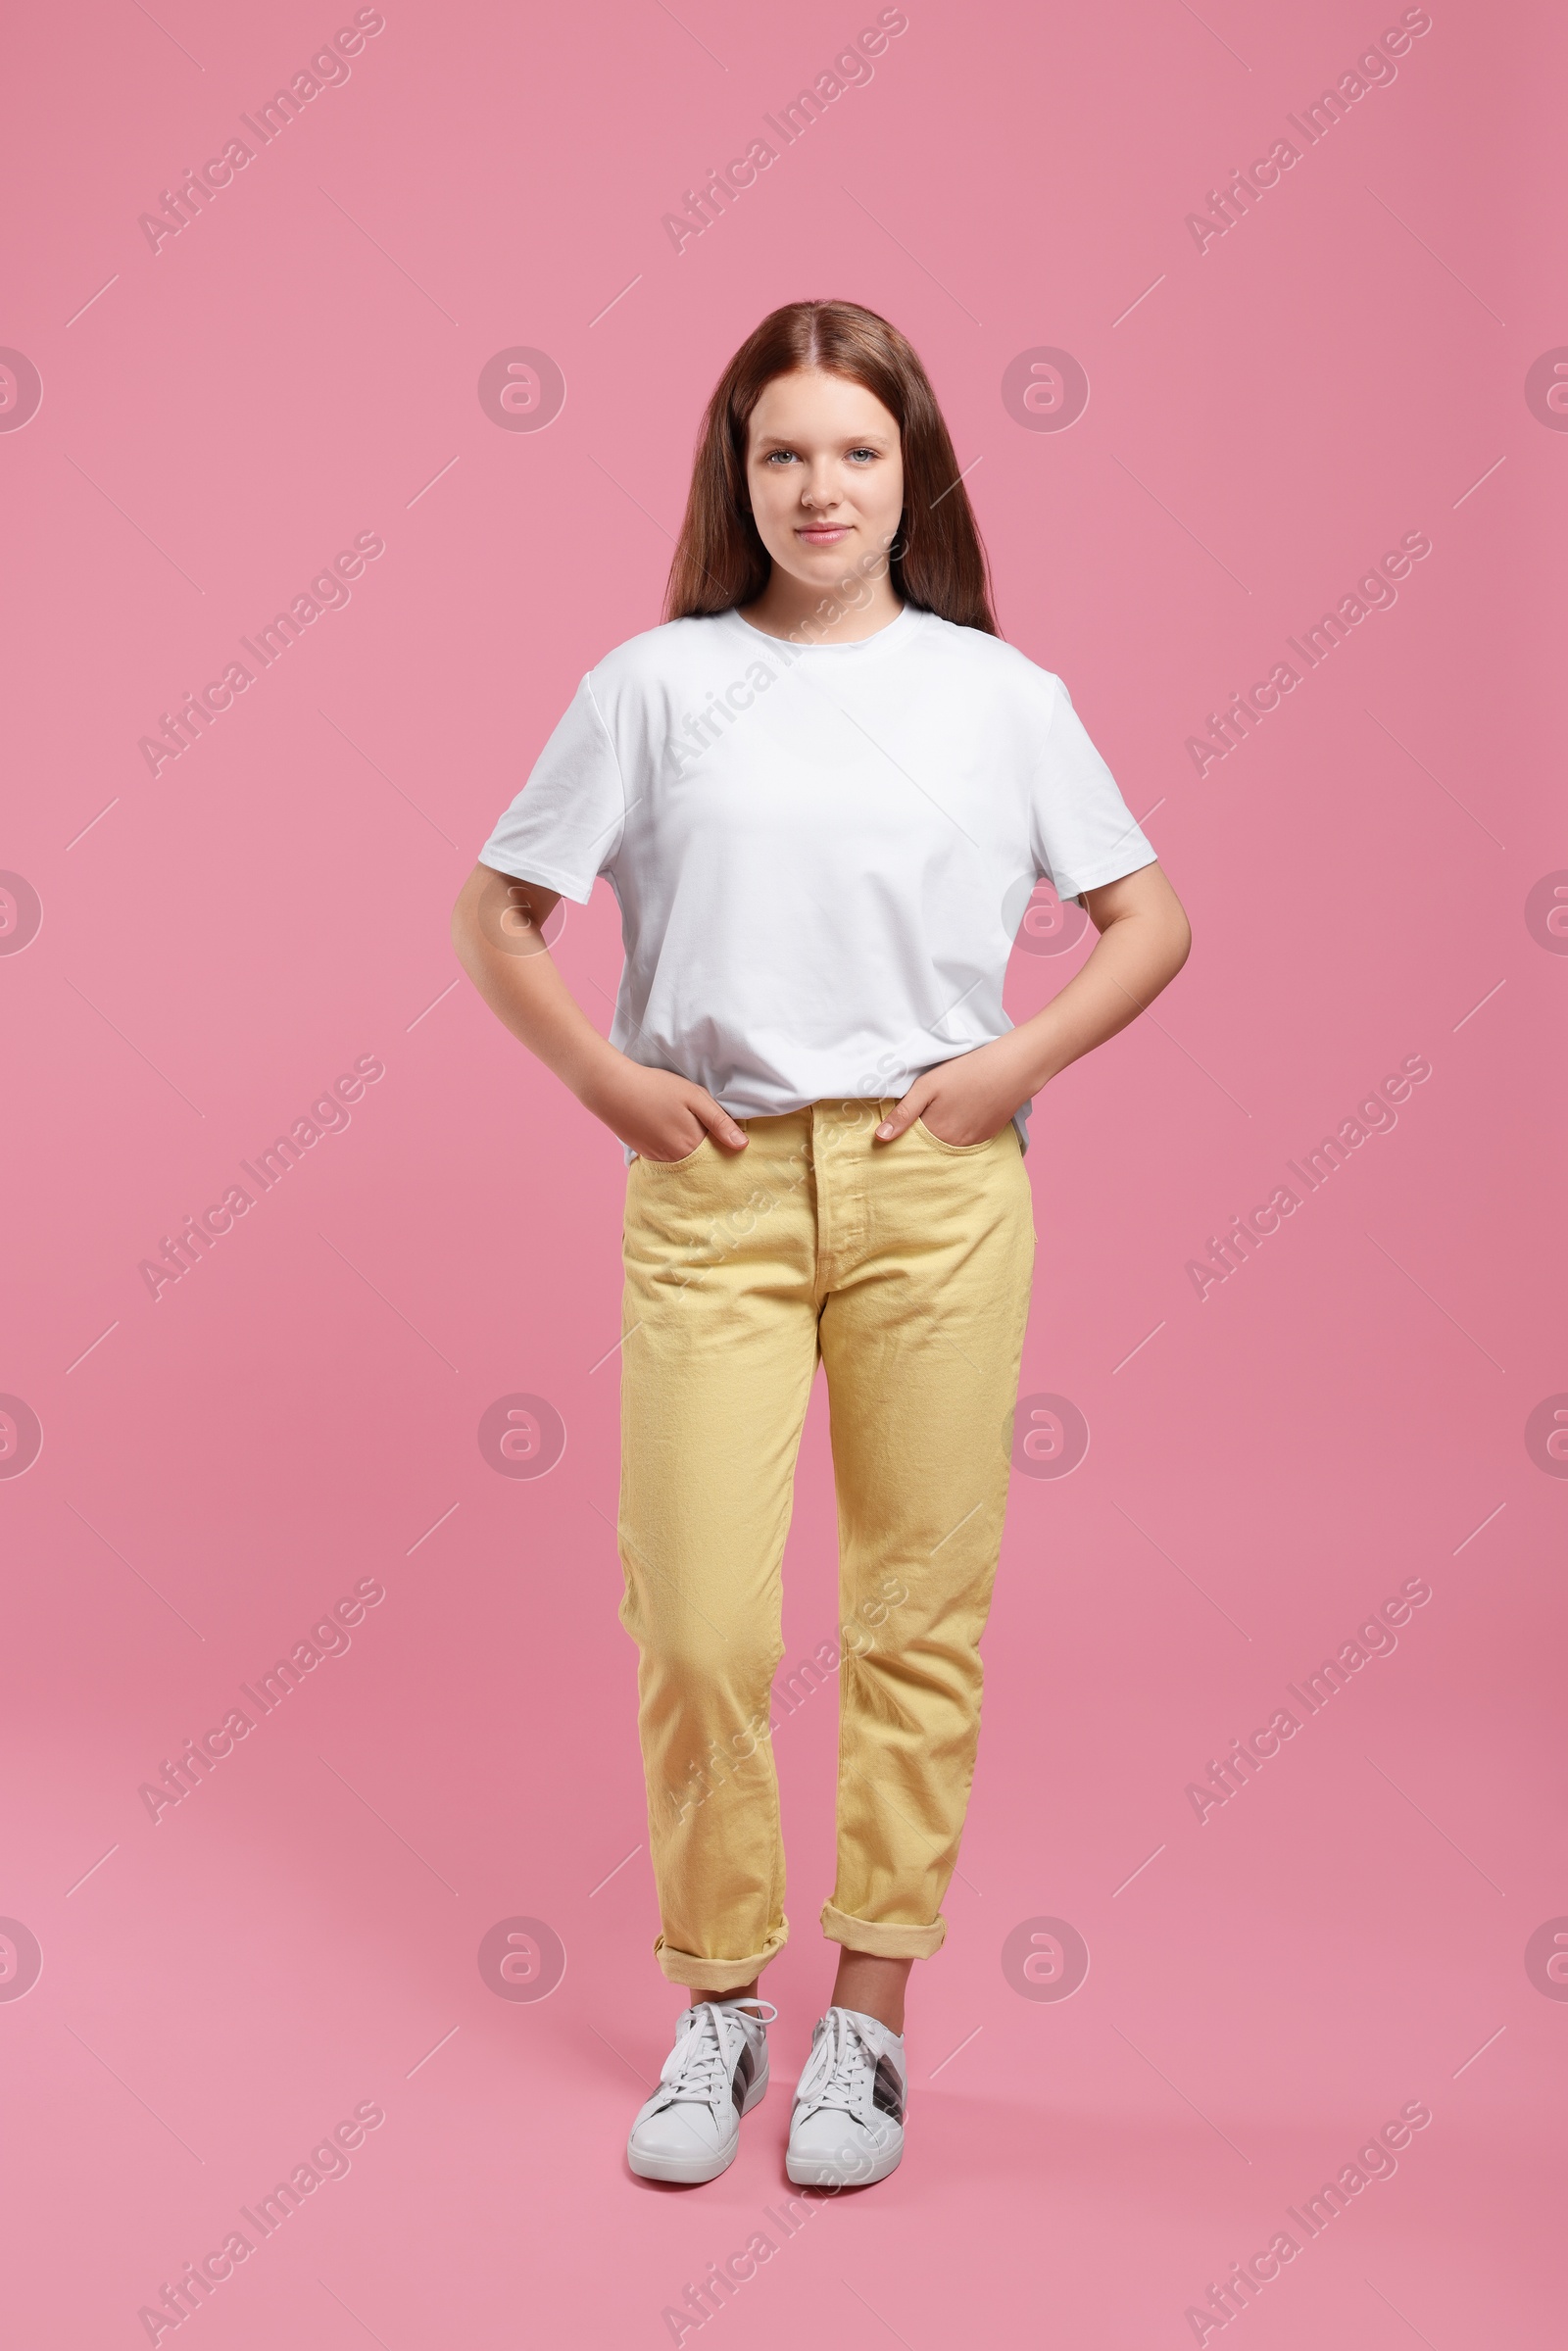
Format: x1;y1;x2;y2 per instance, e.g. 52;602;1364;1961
663;300;999;635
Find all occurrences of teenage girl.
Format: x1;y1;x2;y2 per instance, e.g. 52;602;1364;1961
453;300;1191;2189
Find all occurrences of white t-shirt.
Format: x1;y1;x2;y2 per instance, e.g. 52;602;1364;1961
478;602;1155;1152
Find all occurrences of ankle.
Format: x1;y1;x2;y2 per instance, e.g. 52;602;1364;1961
837;1996;905;2034
693;1980;760;2008
829;1953;912;2034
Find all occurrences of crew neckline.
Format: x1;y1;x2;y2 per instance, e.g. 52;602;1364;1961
722;602;927;660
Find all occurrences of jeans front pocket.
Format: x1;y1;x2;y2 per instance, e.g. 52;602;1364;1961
912;1115;1000;1156
634;1134;710;1171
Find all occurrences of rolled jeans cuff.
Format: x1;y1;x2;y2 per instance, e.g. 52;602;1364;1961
653;1918;789;1989
820;1902;947;1961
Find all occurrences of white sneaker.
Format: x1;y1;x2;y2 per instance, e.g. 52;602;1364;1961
786;2006;907;2187
627;1999;776;2182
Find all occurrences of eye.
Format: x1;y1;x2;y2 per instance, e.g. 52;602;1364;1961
762;449;798;465
847;447;879;463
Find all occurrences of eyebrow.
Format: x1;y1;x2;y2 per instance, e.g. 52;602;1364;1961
750;432;893;453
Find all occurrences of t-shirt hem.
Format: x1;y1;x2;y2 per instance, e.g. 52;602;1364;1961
1053;843;1158;901
624;1101;1035;1163
476;853;595;907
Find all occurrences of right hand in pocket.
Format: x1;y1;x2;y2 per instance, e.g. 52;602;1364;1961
591;1062;749;1161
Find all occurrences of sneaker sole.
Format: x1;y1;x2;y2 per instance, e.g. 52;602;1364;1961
628;2064;769;2183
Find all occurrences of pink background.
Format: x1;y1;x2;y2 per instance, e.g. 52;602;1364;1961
2;1;1563;2343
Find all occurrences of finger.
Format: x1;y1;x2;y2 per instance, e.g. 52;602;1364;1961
697;1100;750;1151
874;1088;928;1142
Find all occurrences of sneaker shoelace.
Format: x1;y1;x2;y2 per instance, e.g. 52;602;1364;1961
660;2000;776;2114
798;2008;879;2118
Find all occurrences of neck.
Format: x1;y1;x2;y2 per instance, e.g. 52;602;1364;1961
738;565;905;647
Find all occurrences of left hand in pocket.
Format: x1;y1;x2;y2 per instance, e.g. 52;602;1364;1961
874;1038;1029;1148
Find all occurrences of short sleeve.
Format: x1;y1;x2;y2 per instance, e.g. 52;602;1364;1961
477;675;626;906
1030;675;1157;901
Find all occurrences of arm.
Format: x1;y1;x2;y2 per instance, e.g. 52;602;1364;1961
874;860;1192;1146
449;864;750;1159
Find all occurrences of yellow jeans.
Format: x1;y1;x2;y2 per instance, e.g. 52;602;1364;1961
617;1098;1036;1990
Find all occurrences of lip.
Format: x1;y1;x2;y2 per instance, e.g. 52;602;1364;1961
796;524;851;543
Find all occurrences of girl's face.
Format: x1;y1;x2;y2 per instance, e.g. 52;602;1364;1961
743;367;905;600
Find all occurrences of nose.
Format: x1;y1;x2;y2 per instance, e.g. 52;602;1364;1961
800;459;842;511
